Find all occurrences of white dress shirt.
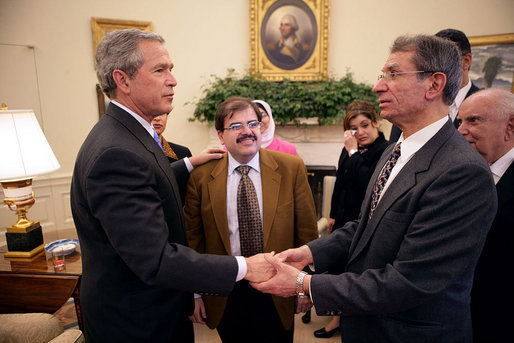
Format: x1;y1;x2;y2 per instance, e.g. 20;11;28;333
378;116;448;203
490;147;514;184
449;80;472;123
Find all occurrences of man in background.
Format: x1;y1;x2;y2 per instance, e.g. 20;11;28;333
253;35;496;343
184;96;318;342
71;29;272;342
389;28;480;141
458;88;514;343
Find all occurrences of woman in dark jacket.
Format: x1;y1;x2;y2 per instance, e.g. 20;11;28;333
314;100;389;339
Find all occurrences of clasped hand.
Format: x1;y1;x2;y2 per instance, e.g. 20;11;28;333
246;246;313;298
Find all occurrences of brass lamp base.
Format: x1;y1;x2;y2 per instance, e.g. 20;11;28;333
4;221;45;258
2;179;45;258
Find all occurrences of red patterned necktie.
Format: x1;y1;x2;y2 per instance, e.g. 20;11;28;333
236;165;264;257
369;143;402;219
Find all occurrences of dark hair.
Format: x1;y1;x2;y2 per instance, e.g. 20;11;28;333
343;100;379;130
391;35;462;106
435;28;471;56
96;29;165;99
214;96;262;131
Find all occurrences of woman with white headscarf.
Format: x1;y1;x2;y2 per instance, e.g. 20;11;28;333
252;100;299;156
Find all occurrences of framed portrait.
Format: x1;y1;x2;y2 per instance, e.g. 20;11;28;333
91;17;153;59
91;18;153;118
469;33;514;92
250;0;329;81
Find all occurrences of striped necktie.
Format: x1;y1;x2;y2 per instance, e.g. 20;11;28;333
369;143;402;219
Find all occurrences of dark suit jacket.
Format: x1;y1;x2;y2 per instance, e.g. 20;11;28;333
307;119;497;343
389;82;480;141
166;141;192;162
184;149;318;330
165;141;192;205
471;160;514;342
70;102;238;342
330;132;389;229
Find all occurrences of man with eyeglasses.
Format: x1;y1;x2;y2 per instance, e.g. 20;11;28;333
389;28;481;141
252;35;496;343
183;96;318;342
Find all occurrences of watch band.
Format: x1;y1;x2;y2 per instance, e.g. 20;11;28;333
296;271;308;297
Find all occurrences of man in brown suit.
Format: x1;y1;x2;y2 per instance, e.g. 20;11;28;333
184;96;318;342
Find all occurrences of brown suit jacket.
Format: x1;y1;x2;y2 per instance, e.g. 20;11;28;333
184;149;318;330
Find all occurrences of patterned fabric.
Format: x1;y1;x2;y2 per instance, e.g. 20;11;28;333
152;128;165;153
159;135;179;160
236;165;264;257
369;143;402;219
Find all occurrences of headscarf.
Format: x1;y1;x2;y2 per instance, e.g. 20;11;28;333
252;100;275;149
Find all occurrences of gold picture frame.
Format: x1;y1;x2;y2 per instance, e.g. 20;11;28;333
91;17;153;59
468;33;514;93
250;0;329;81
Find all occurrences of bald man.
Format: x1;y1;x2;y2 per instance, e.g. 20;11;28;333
458;89;514;343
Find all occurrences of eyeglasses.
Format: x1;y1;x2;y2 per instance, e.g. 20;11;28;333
378;71;436;81
223;120;261;131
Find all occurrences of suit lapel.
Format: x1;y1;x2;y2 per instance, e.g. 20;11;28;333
106;103;186;231
208;156;232;255
348;120;455;263
259;149;281;250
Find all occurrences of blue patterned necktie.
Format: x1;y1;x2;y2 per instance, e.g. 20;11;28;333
152;128;165;153
369;143;402;219
236;165;264;257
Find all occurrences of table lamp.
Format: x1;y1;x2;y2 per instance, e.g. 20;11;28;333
0;104;60;258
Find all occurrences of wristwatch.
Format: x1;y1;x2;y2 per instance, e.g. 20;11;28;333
349;149;358;156
296;271;308;297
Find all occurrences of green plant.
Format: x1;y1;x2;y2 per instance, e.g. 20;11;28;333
188;69;378;126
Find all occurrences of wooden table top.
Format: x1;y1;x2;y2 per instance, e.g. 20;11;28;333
0;242;82;276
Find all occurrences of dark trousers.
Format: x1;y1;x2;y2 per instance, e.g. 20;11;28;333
216;280;294;343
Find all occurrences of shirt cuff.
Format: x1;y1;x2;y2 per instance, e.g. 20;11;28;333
235;256;247;281
194;293;201;298
183;157;194;172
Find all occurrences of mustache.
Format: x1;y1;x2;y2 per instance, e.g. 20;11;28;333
236;134;256;143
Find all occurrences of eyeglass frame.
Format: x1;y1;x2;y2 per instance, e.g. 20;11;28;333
222;120;262;132
377;70;437;81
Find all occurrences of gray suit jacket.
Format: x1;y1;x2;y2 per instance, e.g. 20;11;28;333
308;119;496;343
70;102;238;342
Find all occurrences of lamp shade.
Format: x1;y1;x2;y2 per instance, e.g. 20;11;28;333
0;109;60;181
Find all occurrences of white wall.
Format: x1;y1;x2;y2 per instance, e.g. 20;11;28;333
0;0;513;236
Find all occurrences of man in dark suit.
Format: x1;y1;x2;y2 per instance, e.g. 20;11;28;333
184;97;318;342
70;29;273;342
389;28;480;141
252;35;497;343
458;89;514;343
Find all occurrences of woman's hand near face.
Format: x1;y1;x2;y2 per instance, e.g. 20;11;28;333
343;130;358;153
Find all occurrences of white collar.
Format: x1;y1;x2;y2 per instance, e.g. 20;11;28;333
490;147;514;184
454;80;472;110
111;100;154;137
228;151;261;175
398;116;448;163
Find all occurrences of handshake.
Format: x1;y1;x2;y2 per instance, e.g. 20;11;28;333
244;245;313;299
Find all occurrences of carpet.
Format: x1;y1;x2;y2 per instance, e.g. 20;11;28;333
54;298;78;329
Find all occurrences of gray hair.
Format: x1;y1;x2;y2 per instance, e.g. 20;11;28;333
96;29;165;99
281;14;299;31
391;35;462;106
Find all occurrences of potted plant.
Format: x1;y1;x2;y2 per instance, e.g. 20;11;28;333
188;69;378;126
